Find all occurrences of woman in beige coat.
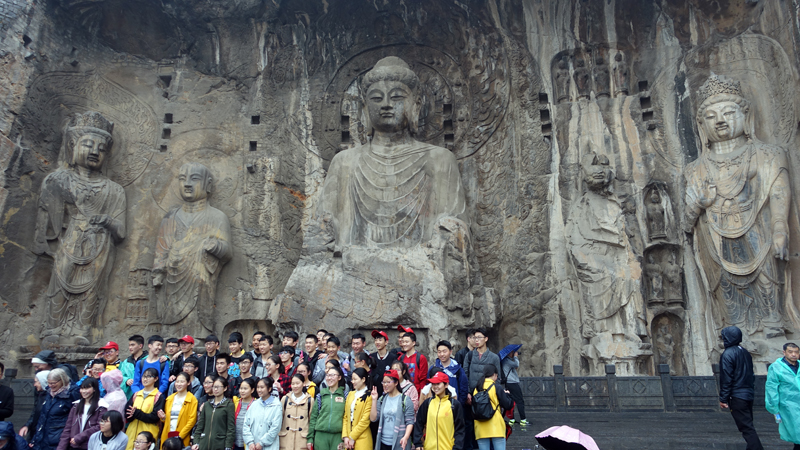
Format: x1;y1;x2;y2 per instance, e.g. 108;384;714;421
279;374;312;450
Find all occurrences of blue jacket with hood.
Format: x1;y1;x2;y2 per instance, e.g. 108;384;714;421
0;421;28;450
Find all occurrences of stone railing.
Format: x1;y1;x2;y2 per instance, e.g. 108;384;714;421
520;364;767;413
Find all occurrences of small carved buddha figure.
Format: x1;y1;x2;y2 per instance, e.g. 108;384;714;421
573;58;591;100
612;52;629;97
646;189;666;239
317;56;467;249
593;55;610;98
684;73;793;338
34;111;127;347
555;58;571;103
153;162;232;334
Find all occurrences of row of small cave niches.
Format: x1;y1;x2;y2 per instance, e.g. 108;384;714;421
336;107;456;148
537;79;655;141
157;114;264;153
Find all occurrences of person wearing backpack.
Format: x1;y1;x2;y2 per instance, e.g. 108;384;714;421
131;336;170;395
369;370;414;450
308;367;347;450
342;369;372;450
471;366;513;450
412;372;465;450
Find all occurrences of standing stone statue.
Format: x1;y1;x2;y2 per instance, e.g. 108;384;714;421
644;254;664;302
654;323;675;369
612;52;629;97
684;74;793;339
555;58;571;103
593;55;610;98
153;162;232;335
33;111;127;347
573;58;591;100
646;189;667;239
663;251;683;304
317;56;467;249
566;151;649;375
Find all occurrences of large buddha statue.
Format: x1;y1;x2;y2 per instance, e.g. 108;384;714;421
34;111;127;347
272;56;490;341
685;74;796;343
318;56;467;249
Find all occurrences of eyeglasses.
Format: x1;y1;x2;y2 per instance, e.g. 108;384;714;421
212;385;224;390
325;373;339;378
134;440;150;445
142;374;155;379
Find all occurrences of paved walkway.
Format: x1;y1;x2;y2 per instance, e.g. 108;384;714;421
507;411;787;450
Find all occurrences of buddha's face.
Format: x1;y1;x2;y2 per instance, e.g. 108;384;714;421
178;165;210;202
365;80;417;133
582;154;612;192
700;100;745;143
73;132;109;171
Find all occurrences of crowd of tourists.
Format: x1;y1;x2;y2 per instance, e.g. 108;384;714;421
4;326;528;450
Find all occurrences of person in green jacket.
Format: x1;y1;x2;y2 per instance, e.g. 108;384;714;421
766;342;800;449
308;367;346;450
120;335;146;400
192;376;235;450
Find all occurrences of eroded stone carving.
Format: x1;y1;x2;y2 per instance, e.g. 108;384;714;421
573;58;591;100
271;56;491;342
555;58;571;103
34;111;127;347
663;251;683;306
685;74;794;342
644;255;664;302
646;188;667;240
593;55;610;98
153;162;232;335
566;151;650;375
612;52;629;97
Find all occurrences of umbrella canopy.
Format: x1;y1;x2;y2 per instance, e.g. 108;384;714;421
498;344;522;360
535;425;599;450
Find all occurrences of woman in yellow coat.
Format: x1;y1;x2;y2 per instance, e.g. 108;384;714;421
472;365;514;450
124;368;165;450
157;372;198;448
342;369;372;450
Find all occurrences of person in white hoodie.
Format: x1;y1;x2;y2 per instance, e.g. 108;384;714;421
243;377;283;450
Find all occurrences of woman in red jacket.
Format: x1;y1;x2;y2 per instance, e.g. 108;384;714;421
57;377;108;450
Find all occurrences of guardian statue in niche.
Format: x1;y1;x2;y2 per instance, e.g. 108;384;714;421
34;111;127;347
555;58;571;103
646;188;667;239
593;55;610;98
271;56;490;339
566;151;650;375
684;74;795;341
153;162;232;335
612;52;629;97
573;58;591;100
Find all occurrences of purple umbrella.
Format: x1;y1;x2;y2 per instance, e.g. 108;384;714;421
535;425;600;450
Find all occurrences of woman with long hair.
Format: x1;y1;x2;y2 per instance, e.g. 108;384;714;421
234;378;257;450
472;365;513;450
412;372;465;450
58;377;108;450
157;372;198;448
266;355;291;398
307;367;347;450
369;370;414;450
342;368;372;450
279;374;312;450
32;369;81;450
87;411;127;450
243;377;282;450
124;368;164;450
295;363;316;399
192;376;235;450
389;361;418;412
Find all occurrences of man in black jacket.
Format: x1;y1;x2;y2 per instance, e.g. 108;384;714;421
0;363;13;421
719;326;764;450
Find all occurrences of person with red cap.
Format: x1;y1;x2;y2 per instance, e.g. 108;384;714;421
370;331;399;397
369;370;414;450
84;342;121;376
170;336;196;381
412;372;465;450
396;330;428;395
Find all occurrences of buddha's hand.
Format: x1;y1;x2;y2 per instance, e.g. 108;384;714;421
697;184;716;209
152;270;165;287
89;214;111;228
773;231;789;261
203;238;221;255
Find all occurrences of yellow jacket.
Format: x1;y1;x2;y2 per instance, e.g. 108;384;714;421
342;391;372;450
419;395;459;450
472;380;506;439
306;382;316;399
161;392;198;447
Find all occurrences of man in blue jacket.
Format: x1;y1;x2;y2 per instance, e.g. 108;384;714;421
718;326;764;450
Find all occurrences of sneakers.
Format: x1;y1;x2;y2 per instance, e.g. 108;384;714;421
508;419;516;424
519;419;529;425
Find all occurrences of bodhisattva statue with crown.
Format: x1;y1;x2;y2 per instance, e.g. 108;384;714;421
34;111;127;348
685;74;797;353
271;56;490;340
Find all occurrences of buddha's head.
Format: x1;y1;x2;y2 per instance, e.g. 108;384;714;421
178;162;214;203
649;189;661;203
65;111;114;171
696;73;754;150
362;56;421;135
581;151;613;194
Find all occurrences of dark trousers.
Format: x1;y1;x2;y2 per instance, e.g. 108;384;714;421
505;383;526;420
463;399;477;450
729;397;764;450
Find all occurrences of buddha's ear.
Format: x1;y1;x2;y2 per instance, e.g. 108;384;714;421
362;100;373;138
409;94;421;135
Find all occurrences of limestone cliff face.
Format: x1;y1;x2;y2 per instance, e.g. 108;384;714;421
1;0;799;377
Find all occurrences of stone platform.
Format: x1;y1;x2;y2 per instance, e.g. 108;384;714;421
507;411;784;450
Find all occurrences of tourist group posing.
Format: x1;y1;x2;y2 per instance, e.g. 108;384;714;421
11;326;526;450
